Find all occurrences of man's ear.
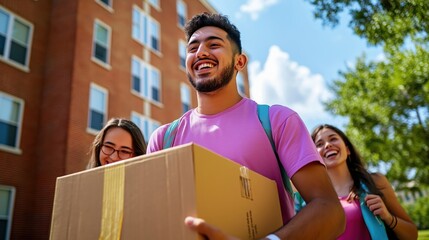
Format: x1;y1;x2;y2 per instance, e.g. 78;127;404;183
235;53;248;71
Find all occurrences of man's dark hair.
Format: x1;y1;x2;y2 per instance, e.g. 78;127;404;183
184;12;242;54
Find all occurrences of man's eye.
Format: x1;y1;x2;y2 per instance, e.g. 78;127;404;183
188;46;197;52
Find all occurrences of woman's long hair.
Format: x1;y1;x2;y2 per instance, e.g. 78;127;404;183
311;124;383;197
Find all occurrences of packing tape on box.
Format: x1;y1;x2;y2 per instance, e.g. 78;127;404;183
99;163;125;240
240;166;253;200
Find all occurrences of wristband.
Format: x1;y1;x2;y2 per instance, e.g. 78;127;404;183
265;234;281;240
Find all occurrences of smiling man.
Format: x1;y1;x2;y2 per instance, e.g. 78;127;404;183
146;12;345;240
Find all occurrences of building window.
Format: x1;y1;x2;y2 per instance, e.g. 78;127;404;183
178;40;186;69
92;20;111;65
237;72;246;97
131;57;161;103
88;84;107;131
0;185;15;240
180;84;191;113
132;7;160;52
0;92;23;151
0;6;33;70
148;0;160;9
177;0;187;28
131;112;160;143
96;0;112;8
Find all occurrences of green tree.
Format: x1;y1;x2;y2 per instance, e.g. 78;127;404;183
307;0;429;50
405;196;429;229
306;0;429;187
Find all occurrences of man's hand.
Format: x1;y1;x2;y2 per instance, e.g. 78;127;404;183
184;217;240;240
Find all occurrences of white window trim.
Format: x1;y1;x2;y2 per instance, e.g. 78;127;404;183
0;5;33;72
91;19;112;70
0;91;24;154
148;0;161;11
178;39;186;71
131;6;161;54
131;111;160;142
95;0;114;12
176;0;187;29
0;185;16;240
236;72;246;97
131;56;162;104
180;83;191;113
87;83;108;134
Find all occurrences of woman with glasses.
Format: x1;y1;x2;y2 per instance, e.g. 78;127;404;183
86;118;147;168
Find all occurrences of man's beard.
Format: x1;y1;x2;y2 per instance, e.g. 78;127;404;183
187;60;235;93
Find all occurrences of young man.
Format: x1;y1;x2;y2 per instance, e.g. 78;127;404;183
147;12;345;239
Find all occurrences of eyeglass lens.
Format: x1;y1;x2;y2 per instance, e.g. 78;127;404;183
101;145;133;159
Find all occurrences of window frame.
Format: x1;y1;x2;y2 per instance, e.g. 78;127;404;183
147;0;160;10
91;19;112;69
0;6;34;72
131;112;160;143
95;0;113;9
0;91;24;154
0;185;16;240
131;56;162;104
87;83;108;134
236;72;246;97
178;40;186;70
180;83;191;113
176;0;187;28
132;6;161;53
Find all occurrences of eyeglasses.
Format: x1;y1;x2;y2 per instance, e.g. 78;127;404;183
101;145;134;160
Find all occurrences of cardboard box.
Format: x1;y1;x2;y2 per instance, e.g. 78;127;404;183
50;143;282;239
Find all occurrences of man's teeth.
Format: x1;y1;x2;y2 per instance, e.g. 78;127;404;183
198;63;213;70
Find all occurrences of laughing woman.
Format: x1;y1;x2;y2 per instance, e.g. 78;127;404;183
86;118;147;168
310;124;417;240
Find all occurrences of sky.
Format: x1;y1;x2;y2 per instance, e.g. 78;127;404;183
206;0;383;131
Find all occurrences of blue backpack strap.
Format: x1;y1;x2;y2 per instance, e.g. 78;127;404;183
257;104;293;196
163;118;181;149
359;183;389;240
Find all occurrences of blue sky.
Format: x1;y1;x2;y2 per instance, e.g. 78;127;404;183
206;0;383;131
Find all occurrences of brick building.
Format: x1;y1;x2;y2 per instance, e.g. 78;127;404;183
0;0;249;239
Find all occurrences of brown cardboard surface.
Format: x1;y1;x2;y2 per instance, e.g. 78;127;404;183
50;143;282;239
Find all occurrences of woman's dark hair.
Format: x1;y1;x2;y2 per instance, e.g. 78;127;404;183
184;12;242;54
86;118;147;169
311;124;383;197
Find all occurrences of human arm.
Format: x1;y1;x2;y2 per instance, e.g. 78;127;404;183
273;162;345;239
184;163;344;240
365;173;417;240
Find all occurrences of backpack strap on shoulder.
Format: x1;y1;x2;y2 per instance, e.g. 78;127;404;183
163;118;181;149
257;104;293;196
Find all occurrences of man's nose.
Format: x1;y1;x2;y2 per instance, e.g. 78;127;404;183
196;45;209;58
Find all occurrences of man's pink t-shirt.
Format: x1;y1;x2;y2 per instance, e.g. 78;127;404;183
147;98;323;223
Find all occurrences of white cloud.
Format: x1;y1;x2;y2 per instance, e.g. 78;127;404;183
239;0;279;20
249;45;346;130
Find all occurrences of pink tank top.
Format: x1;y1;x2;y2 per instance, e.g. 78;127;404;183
338;196;371;240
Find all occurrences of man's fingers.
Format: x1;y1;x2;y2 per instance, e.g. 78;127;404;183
184;217;232;240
